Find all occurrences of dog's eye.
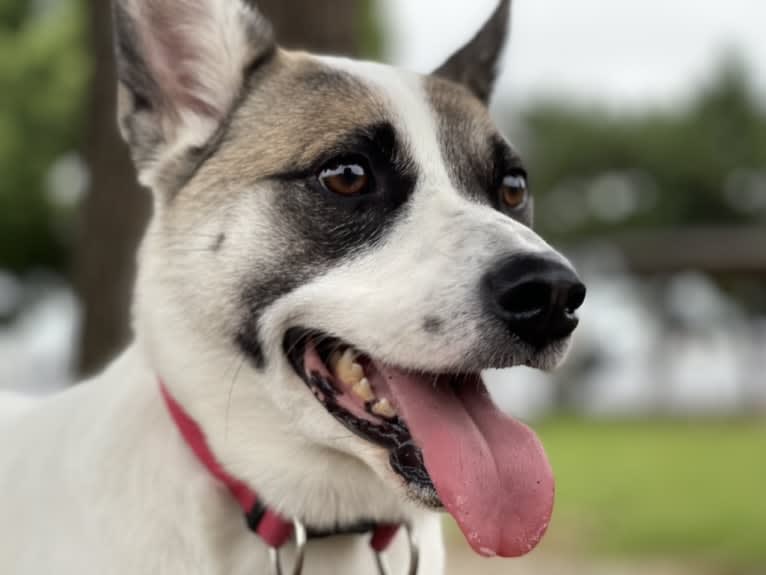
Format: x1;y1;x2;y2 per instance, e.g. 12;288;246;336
499;171;529;211
318;158;371;196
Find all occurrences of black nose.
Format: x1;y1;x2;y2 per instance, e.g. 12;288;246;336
482;254;586;348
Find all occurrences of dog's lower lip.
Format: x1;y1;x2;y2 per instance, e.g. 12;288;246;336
283;329;411;454
283;328;442;503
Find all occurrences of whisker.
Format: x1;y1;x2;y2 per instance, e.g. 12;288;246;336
284;330;313;358
323;434;356;443
224;354;247;441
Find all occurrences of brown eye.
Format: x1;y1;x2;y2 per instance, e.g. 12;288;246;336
499;172;529;210
318;160;371;196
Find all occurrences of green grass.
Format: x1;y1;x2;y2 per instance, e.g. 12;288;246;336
536;417;766;569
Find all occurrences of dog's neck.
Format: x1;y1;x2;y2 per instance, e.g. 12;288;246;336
157;378;402;552
129;300;419;531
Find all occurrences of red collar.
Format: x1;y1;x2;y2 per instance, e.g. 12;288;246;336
158;380;399;552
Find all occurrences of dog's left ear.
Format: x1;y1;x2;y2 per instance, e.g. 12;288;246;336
433;0;511;104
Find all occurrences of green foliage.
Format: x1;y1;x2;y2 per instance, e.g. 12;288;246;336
519;58;766;243
539;417;766;569
0;0;88;272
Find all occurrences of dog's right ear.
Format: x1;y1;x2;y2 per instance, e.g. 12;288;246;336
112;0;275;190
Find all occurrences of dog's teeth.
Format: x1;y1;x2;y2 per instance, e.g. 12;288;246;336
349;362;364;381
334;349;365;387
371;398;397;420
351;378;375;402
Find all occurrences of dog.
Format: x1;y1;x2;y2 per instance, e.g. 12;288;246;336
0;0;585;573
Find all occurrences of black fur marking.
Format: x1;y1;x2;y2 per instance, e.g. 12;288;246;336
237;275;306;369
423;316;444;335
236;123;418;368
210;233;226;252
243;43;278;83
274;122;417;259
274;123;409;193
236;330;266;369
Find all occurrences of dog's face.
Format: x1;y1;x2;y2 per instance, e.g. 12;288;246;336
116;0;584;559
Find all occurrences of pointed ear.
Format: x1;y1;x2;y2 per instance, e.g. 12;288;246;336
433;0;511;104
112;0;275;189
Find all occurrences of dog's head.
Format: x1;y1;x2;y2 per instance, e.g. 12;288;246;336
114;0;585;558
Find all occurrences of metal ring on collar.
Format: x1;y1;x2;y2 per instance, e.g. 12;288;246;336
268;520;418;575
268;519;307;575
374;523;419;575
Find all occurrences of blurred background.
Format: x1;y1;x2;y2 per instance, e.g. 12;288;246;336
0;0;763;573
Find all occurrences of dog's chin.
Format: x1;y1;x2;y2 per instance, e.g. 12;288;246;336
521;338;573;372
281;327;569;510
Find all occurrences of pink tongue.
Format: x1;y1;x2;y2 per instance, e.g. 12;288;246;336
381;368;554;557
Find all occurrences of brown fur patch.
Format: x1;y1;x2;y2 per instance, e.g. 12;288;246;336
186;50;389;197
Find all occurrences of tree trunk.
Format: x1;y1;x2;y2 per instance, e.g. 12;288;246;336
74;0;151;377
75;0;371;377
258;0;362;56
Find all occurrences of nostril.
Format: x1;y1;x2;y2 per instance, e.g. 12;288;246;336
498;281;551;317
565;283;587;314
482;254;586;348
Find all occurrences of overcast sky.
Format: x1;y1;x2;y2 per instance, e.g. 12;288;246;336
382;0;765;111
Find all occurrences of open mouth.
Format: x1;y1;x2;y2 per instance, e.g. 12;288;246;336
284;329;452;504
283;328;555;558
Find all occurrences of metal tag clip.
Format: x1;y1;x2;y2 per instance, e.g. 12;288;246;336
268;520;418;575
269;519;307;575
374;523;419;575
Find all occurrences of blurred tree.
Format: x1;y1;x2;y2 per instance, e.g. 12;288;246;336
74;0;150;377
75;0;381;376
518;56;766;314
521;56;766;242
0;0;87;273
258;0;382;58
